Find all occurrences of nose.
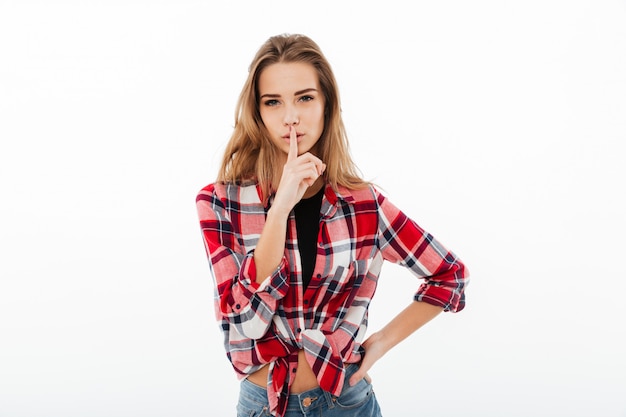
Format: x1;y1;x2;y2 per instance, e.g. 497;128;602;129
283;105;299;126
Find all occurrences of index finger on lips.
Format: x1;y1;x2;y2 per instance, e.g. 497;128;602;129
288;125;298;162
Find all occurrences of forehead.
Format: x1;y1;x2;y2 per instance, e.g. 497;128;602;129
258;62;320;93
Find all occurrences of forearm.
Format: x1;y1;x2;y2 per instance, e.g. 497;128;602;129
350;301;443;385
253;206;290;282
377;301;443;351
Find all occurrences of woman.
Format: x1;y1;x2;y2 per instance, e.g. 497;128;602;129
196;33;469;417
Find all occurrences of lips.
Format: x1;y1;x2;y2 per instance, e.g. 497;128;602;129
282;133;304;140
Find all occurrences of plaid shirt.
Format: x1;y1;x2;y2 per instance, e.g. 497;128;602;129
196;182;468;417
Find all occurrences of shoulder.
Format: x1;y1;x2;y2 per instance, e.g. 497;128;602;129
196;181;261;205
196;182;220;204
334;184;385;205
336;185;407;225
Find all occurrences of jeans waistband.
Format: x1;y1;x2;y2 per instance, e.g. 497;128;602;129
241;362;361;413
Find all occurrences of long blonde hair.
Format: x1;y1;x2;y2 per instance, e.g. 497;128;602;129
217;33;368;201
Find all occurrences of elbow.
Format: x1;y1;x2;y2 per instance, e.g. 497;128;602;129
223;300;274;340
418;258;469;313
446;259;469;312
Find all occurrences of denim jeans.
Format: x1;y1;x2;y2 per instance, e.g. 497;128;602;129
236;363;383;417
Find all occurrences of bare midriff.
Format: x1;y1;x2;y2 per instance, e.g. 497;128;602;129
247;349;319;393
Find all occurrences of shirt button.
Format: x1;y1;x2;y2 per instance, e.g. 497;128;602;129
296;328;301;333
316;274;322;278
292;368;297;373
235;304;241;310
304;300;309;305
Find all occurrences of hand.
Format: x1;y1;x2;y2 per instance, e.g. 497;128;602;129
348;332;387;386
348;302;442;386
272;126;326;213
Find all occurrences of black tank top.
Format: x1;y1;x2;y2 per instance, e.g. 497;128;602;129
293;186;324;289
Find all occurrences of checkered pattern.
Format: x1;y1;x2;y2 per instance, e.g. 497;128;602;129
196;182;468;416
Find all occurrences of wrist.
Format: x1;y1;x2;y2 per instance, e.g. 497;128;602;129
266;205;291;222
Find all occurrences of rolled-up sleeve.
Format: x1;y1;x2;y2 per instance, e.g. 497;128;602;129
197;185;290;338
375;190;468;312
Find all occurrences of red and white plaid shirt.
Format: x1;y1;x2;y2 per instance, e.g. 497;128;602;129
196;182;468;416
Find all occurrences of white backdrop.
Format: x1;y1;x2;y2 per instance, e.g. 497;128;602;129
1;1;625;416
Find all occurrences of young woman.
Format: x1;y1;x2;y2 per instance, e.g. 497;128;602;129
196;33;469;417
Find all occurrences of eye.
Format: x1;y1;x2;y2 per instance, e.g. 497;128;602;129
263;99;280;107
298;95;314;102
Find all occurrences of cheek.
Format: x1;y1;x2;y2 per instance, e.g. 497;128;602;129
259;111;276;131
312;105;325;126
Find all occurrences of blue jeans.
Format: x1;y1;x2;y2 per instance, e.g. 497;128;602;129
236;363;383;416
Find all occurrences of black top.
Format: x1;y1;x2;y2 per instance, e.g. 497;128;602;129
293;186;324;289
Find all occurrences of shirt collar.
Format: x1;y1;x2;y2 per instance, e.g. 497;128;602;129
326;184;357;205
259;183;358;210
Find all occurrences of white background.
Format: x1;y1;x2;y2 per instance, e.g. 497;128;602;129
1;1;625;416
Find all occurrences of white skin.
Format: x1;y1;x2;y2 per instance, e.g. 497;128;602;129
250;61;443;390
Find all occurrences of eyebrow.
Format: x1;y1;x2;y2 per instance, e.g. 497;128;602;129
259;88;318;99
